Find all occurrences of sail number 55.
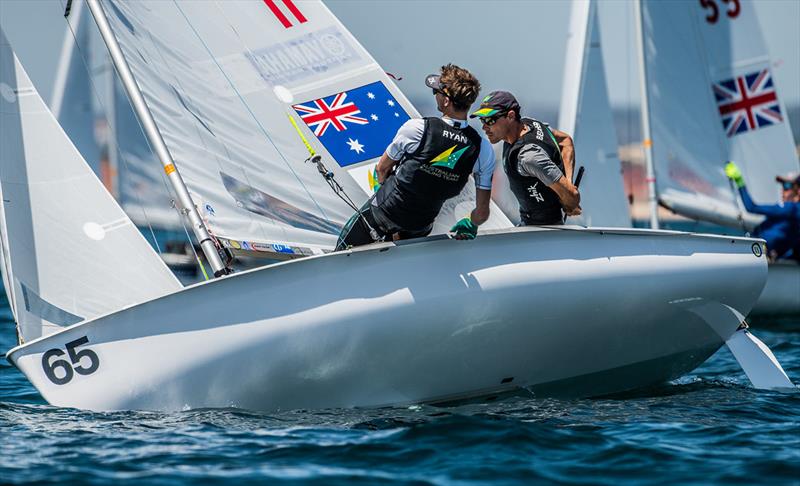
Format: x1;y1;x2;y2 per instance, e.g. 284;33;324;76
41;336;100;385
700;0;741;24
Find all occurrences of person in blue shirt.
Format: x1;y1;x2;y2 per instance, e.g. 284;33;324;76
725;162;800;262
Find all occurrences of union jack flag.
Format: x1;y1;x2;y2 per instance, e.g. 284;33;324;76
713;69;783;137
293;92;368;137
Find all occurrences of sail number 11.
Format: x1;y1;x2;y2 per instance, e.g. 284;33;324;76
41;336;100;385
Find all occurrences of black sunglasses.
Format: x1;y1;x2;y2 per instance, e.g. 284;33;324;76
432;88;449;98
781;181;796;190
479;112;506;126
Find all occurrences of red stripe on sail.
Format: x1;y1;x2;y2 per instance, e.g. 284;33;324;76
263;0;292;28
282;0;308;24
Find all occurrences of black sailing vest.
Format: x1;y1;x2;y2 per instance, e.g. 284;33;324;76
503;118;565;225
372;117;482;232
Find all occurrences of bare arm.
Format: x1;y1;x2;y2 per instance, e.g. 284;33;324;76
376;152;400;184
548;177;582;216
551;127;575;183
470;188;492;225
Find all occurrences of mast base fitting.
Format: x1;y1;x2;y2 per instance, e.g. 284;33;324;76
217;247;234;268
214;267;233;278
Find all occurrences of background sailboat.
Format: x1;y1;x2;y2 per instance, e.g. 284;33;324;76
559;0;631;228
635;0;800;316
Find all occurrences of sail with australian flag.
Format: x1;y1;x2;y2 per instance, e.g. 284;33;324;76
94;0;510;258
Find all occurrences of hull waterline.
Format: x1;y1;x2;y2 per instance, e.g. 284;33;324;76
7;227;767;412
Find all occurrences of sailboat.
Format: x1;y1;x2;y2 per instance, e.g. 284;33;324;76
0;0;790;412
558;0;632;228
633;0;800;316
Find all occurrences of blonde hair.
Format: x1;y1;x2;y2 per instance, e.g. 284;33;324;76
439;64;481;111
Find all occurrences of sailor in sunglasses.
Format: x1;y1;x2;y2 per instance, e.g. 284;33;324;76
471;91;581;225
726;162;800;262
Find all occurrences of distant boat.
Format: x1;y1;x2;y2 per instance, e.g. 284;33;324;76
0;1;789;412
633;0;800;316
558;0;632;228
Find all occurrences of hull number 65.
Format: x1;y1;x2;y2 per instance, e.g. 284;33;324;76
41;336;100;385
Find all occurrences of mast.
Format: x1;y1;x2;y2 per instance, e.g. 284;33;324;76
85;0;229;276
633;0;659;229
104;61;119;198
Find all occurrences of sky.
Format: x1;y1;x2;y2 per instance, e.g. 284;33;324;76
1;0;798;121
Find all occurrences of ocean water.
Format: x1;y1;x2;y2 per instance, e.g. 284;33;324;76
2;292;799;485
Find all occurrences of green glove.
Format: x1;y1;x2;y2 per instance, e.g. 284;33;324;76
450;217;478;240
725;161;745;188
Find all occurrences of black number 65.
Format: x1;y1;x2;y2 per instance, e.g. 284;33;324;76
42;336;100;385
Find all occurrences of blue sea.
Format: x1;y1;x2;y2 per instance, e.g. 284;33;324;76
2;290;800;485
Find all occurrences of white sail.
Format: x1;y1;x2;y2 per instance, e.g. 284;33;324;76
559;0;631;228
640;0;799;227
0;27;182;344
97;0;510;257
51;0;100;175
111;75;184;231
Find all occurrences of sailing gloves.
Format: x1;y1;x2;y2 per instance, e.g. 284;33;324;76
725;161;746;188
451;217;478;240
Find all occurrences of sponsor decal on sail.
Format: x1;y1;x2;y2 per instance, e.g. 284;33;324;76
293;81;411;167
246;26;361;87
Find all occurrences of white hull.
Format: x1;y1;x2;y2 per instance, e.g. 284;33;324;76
750;261;800;317
7;227;767;412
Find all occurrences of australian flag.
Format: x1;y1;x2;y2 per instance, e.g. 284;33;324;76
293;81;411;167
713;68;783;137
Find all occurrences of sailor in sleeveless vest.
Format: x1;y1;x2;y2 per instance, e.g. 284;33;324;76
471;91;581;225
336;65;495;250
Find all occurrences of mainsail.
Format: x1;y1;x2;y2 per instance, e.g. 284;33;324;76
110;75;184;231
52;1;184;232
0;27;182;343
639;0;799;228
96;0;510;257
560;0;631;228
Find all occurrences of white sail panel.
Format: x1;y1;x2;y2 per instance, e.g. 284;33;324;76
641;0;799;227
0;28;182;343
98;0;509;255
560;0;631;228
51;0;100;175
111;76;184;231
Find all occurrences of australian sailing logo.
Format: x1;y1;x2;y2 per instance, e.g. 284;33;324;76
246;26;361;87
430;145;468;170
